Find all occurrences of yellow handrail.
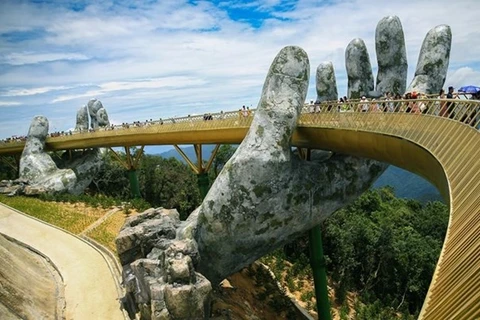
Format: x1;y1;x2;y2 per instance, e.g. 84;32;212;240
1;98;479;319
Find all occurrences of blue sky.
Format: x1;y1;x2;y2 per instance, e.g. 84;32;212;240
1;0;480;153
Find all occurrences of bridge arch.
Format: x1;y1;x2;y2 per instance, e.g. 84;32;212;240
1;99;479;318
295;108;479;319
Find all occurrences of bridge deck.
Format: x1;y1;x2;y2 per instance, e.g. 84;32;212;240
1;99;479;319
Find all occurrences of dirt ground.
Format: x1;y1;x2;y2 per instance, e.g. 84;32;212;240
211;263;307;320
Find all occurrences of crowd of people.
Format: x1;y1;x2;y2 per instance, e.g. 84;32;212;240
1;92;478;145
306;88;479;127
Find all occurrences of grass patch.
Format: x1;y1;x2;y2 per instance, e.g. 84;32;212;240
86;210;132;253
0;195;106;235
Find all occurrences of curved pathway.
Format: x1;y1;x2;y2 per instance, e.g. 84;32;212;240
0;203;125;320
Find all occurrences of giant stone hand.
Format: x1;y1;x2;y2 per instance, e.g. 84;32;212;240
116;15;452;319
188;46;387;283
317;16;451;100
19;99;109;194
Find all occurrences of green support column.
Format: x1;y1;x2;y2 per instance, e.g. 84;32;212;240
309;225;331;320
304;147;331;320
128;168;141;198
197;172;210;199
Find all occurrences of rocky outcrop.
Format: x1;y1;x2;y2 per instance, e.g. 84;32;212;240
0;179;47;196
116;208;212;319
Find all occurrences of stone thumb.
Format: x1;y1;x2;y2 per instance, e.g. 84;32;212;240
237;46;309;159
24;116;49;155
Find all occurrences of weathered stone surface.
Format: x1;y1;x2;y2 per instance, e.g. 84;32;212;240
57;148;103;194
0;180;25;196
375;15;407;95
344;16;449;98
346;38;374;99
406;25;451;94
191;46;387;284
75;105;89;131
23;185;47;196
166;253;195;284
15;100;110;196
315;62;338;102
117;17;454;318
19;116;77;194
116;208;181;265
116;208;212;320
87;99;110;129
164;275;211;319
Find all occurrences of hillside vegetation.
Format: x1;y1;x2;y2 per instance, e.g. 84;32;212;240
262;187;448;319
0;147;449;319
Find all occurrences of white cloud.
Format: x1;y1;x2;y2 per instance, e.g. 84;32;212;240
0;0;479;141
1;52;89;65
446;67;480;89
51;76;209;103
0;101;21;106
1;85;74;97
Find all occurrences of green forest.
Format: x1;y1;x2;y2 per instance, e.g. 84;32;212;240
0;146;448;318
269;187;448;319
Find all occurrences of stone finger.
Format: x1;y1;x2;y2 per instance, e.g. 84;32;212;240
75;105;89;131
236;45;309;161
88;99;110;129
315;62;338;102
406;25;452;94
375;15;407;96
346;38;374;99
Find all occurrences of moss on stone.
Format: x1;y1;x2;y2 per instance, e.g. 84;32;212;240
239;185;249;195
255;225;270;235
260;212;275;224
256;125;264;138
269;219;283;229
253;184;272;198
61;176;70;187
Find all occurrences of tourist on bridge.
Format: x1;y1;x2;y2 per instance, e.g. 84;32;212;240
360;96;369;112
446;86;458;119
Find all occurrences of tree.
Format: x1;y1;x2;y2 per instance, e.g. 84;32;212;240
89;151;131;198
139;155;201;220
0;156;18;180
212;145;236;178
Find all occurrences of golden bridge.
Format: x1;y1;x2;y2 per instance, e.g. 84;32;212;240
1;98;479;319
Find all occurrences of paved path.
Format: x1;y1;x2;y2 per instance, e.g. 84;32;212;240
0;203;125;320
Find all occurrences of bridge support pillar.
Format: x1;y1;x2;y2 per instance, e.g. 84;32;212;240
300;147;331;320
108;146;145;199
128;168;141;198
197;172;210;199
309;225;331;320
174;144;220;200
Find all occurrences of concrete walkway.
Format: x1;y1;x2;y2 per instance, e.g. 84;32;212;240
0;203;125;320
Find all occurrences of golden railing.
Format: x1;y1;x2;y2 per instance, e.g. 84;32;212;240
1;98;479;318
297;98;480;319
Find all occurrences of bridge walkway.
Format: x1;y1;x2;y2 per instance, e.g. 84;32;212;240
1;98;479;319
